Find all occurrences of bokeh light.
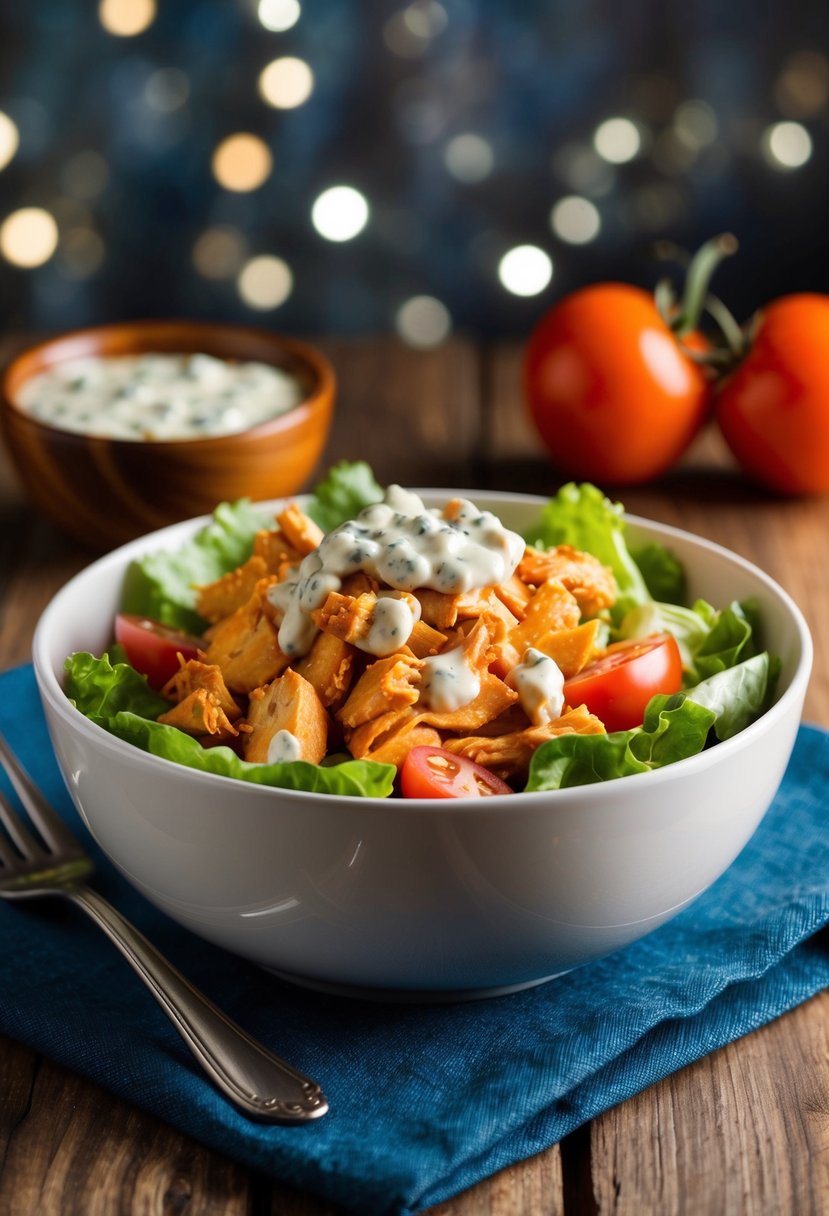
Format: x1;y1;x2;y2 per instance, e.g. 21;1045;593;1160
774;50;829;118
61;151;110;200
311;186;369;241
593;117;641;164
192;226;248;280
0;4;826;339
59;227;106;280
553;143;614;196
237;255;293;309
384;2;447;58
98;0;156;37
444;134;494;183
763;121;813;169
0;208;59;268
257;0;301;32
0;113;20;173
211;133;273;192
550;196;601;244
258;57;314;110
144;68;190;113
673;100;719;150
396;295;452;347
498;246;553;297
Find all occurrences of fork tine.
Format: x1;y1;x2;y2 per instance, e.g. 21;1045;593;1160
0;733;82;856
0;787;43;860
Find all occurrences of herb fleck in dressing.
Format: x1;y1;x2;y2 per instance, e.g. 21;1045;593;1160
17;352;303;441
268;486;525;659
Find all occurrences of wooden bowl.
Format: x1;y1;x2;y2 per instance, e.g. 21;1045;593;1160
0;320;335;550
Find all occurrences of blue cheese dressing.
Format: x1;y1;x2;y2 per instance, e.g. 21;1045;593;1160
268;486;525;660
506;648;565;725
361;593;422;658
266;729;303;764
17;352;303;440
419;645;481;713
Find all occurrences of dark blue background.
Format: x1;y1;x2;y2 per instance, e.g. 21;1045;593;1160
0;0;827;338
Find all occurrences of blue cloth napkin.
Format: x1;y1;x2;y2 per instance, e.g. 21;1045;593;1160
0;663;827;1216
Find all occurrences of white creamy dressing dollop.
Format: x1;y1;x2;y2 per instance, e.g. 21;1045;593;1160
17;352;303;440
506;647;565;725
266;729;303;764
268;486;525;659
360;593;422;657
419;645;481;713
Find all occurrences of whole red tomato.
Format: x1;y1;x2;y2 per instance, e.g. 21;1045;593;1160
523;283;711;485
715;293;829;495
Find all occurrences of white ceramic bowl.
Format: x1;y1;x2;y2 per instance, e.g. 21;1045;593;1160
32;492;812;999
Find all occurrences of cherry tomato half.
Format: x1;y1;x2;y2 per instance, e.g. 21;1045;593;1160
563;633;683;733
400;746;513;799
715;293;829;496
523;284;711;486
114;614;202;689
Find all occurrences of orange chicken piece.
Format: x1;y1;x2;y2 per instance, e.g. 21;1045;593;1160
495;581;582;675
161;659;242;719
243;668;328;765
295;631;357;710
203;577;290;693
518;545;616;618
533;620;604;679
337;652;423;729
157;689;238;742
346;708;441;769
276;503;325;556
443;705;605;780
195;555;269;624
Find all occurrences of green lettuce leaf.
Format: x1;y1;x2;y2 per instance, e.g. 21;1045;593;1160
692;600;758;680
682;651;779;740
65;649;169;719
120;499;271;634
629;540;686;603
525;695;717;791
64;652;396;798
305;460;384;532
526;649;778;792
621;597;761;685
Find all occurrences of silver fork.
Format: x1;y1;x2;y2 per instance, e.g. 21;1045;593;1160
0;733;327;1124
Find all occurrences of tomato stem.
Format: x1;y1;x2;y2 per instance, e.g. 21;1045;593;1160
670;233;738;337
654;277;677;321
703;293;746;357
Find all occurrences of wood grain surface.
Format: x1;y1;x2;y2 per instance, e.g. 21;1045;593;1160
0;334;826;1216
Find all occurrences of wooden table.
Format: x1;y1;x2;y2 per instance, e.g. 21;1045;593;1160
0;335;827;1215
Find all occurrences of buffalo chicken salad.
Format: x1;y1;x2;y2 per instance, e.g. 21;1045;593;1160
64;464;779;799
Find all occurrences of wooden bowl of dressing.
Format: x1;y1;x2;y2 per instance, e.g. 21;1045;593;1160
0;320;335;550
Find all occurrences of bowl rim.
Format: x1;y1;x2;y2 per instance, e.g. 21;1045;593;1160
0;318;336;448
31;488;814;812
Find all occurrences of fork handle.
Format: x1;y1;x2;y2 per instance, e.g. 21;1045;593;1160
66;885;328;1123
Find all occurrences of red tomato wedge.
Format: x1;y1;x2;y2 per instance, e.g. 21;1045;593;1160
563;633;683;733
114;614;202;689
400;746;513;799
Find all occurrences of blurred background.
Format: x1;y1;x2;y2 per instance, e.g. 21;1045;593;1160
0;0;827;345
